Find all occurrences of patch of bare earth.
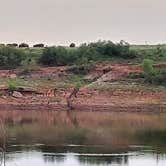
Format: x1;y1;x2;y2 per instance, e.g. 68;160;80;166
0;63;165;112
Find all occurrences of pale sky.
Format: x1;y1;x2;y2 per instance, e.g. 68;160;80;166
0;0;166;46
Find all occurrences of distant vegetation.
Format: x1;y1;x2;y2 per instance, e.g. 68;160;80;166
39;40;137;66
0;40;165;70
0;46;25;69
130;44;166;62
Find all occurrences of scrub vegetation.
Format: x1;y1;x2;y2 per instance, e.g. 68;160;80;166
1;40;166;70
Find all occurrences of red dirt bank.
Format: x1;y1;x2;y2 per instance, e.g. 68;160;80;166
0;63;165;112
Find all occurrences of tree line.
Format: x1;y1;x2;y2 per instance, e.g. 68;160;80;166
0;40;137;69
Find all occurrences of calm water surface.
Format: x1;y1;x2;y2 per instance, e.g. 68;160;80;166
4;144;166;166
0;111;166;166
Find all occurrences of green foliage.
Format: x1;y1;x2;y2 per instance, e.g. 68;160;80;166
39;46;74;66
152;70;166;85
75;81;82;89
141;59;166;85
141;59;156;83
1;41;161;70
20;58;39;74
39;41;137;66
76;40;136;61
130;45;166;62
68;75;88;87
0;46;26;69
142;59;155;74
1;41;166;70
7;79;17;91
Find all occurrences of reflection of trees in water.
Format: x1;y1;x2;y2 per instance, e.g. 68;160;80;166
39;145;116;154
2;111;166;154
136;129;166;146
40;145;69;153
78;155;128;165
2;144;166;166
42;154;129;165
43;154;66;163
0;148;4;166
40;144;129;165
39;145;129;165
40;145;66;163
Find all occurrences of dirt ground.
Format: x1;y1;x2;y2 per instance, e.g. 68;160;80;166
0;63;165;112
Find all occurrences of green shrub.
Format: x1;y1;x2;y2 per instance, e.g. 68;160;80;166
39;46;74;66
142;59;154;74
87;40;137;59
141;59;166;85
7;80;17;91
20;58;39;74
39;40;137;67
0;46;25;69
152;70;166;85
141;59;156;83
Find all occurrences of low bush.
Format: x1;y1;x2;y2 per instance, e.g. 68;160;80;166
38;46;72;66
152;70;166;85
141;59;155;83
39;40;137;66
0;40;139;69
141;59;166;85
20;58;39;75
7;79;17;91
0;46;26;69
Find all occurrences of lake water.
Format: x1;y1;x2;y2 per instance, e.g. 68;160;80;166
0;111;166;166
5;145;166;166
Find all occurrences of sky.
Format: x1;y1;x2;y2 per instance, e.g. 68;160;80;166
0;0;166;46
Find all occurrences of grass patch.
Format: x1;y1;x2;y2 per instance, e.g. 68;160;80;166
89;82;166;91
67;75;89;87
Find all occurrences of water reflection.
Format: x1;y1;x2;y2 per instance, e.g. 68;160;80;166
0;111;165;147
0;110;166;165
4;145;166;166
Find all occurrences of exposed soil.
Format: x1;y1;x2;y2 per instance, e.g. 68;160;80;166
0;63;165;112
